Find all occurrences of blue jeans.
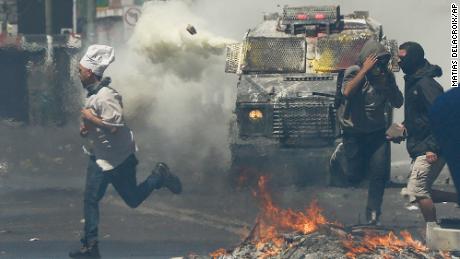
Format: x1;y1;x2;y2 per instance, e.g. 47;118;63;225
83;154;161;243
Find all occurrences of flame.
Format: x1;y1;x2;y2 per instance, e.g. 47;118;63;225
210;175;442;259
209;248;228;258
254;176;328;235
343;230;429;258
248;176;331;258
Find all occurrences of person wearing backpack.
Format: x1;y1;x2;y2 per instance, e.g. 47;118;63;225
69;45;183;259
330;39;403;225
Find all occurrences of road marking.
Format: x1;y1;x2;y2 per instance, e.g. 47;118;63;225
104;196;251;235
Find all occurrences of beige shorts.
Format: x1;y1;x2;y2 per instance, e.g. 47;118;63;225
401;155;445;203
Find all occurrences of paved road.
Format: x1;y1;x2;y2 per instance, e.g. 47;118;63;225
0;124;457;258
1;180;459;259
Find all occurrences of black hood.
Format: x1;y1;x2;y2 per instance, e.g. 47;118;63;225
405;60;442;85
357;39;390;66
412;60;442;79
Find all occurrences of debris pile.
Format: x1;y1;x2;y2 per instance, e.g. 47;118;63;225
204;176;451;259
210;228;450;259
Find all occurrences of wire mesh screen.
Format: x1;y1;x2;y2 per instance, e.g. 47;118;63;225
313;33;374;72
387;39;400;72
273;96;337;144
225;43;242;73
241;37;306;73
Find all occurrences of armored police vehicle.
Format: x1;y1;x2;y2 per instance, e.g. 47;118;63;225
225;5;399;186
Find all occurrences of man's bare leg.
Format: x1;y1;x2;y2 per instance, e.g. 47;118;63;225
418;198;437;222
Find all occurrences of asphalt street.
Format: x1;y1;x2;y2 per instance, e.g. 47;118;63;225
0;125;458;258
1;176;459;259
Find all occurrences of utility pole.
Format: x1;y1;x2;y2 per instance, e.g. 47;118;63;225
1;1;9;34
86;0;96;44
72;0;77;33
45;0;53;34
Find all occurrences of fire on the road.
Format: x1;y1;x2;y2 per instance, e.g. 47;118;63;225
343;230;429;259
250;176;331;258
210;176;450;259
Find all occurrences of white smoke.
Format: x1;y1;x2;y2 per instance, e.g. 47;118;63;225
106;0;237;186
131;1;233;81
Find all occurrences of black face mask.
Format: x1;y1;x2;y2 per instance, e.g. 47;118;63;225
398;49;424;75
398;56;417;75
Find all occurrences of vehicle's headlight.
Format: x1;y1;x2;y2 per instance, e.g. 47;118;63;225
248;109;263;121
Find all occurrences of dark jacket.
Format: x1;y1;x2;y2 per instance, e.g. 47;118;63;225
404;60;443;158
339;40;404;134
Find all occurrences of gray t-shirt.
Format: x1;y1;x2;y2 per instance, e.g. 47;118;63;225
83;86;136;171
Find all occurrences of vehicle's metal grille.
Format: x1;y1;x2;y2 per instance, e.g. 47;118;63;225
225;43;242;73
386;39;400;72
313;33;374;72
242;37;306;73
273;97;336;143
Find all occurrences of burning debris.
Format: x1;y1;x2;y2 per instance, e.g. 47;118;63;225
207;229;449;259
199;176;451;259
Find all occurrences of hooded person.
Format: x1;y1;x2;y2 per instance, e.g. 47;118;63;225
392;42;458;223
330;39;404;225
70;45;183;259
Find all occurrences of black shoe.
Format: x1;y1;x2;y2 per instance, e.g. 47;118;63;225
69;240;100;259
366;209;381;226
152;162;182;194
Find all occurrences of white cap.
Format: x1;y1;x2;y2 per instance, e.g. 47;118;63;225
80;44;115;76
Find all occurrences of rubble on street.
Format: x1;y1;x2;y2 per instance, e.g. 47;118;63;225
198;176;453;259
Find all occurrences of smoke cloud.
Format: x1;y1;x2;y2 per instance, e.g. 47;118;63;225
106;0;237;189
131;1;233;81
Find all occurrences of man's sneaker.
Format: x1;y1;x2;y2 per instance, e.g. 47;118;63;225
152;162;182;194
366;209;381;226
69;240;100;259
